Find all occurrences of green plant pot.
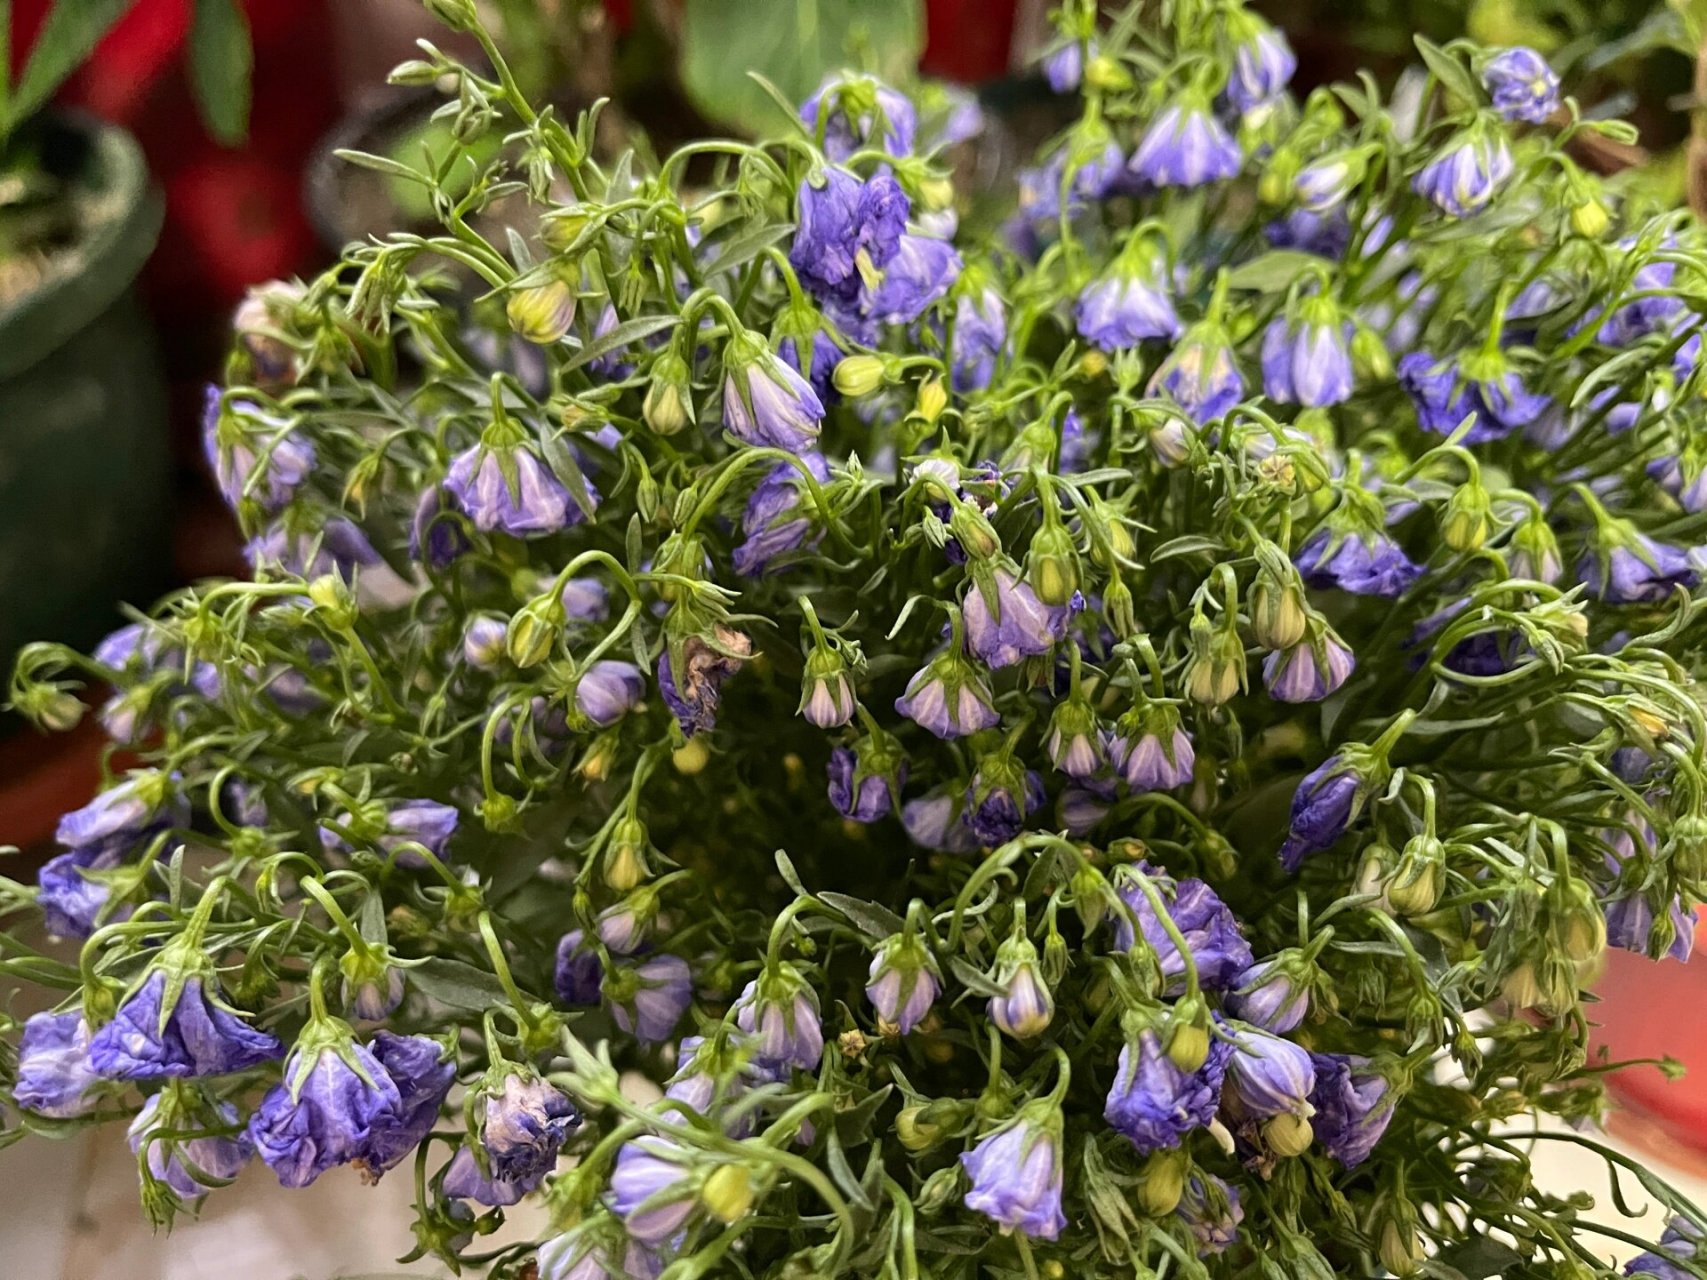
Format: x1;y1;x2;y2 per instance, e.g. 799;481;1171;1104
0;114;170;683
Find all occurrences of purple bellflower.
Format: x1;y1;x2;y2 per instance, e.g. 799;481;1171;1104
1112;865;1253;991
722;336;825;453
89;971;283;1080
1130;100;1242;189
1104;1027;1234;1154
733;453;833;577
1483;47;1560;124
1411;130;1513;217
1307;1053;1395;1167
800;73;917;162
960;1107;1068;1240
14;1009;103;1117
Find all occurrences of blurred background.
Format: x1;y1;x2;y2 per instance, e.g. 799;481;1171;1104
3;0;1707;1275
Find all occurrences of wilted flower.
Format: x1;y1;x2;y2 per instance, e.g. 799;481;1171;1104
658;628;752;737
1307;1053;1395;1167
964;759;1046;846
1483;47;1560;125
827;742;907;823
89;971;283;1080
446;1072;579;1204
129;1090;251;1201
1104;1027;1233;1153
960;1106;1067;1240
964;567;1072;669
788;168;909;307
14;1010;102;1117
1112;865;1253;990
1224;960;1310;1033
1176;1174;1243;1254
203;390;316;514
1278;756;1365;871
1225;1026;1316;1120
554;929;604;1005
866;234;962;325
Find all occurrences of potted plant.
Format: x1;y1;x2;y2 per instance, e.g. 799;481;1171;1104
5;1;1707;1277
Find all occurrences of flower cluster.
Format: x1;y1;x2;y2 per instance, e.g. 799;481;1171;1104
5;1;1707;1276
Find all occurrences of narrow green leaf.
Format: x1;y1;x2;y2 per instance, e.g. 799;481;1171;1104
333;147;434;185
1413;36;1480;107
817;891;905;940
1225;250;1326;293
8;0;133;131
408;957;522;1012
189;0;252;145
560;314;680;376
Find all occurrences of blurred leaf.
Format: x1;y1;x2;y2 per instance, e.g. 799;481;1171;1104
7;0;132;134
1432;1239;1524;1278
189;0;251;144
1225;250;1325;293
1414;36;1480;108
679;0;924;137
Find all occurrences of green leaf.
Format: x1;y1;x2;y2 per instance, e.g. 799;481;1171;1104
561;315;681;376
818;891;905;940
1432;1239;1525;1279
1148;534;1224;563
1413;36;1480;108
189;0;252;145
7;0;133;133
1226;250;1325;293
407;957;521;1012
678;0;924;138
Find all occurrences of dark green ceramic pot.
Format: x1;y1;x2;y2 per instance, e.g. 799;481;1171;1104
0;114;170;681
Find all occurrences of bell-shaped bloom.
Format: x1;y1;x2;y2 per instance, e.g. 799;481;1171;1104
964;764;1047;846
1307;1053;1394;1168
964;568;1072;669
1605;890;1696;962
733;453;832;577
895;653;1000;739
554;929;605;1006
249;1033;414;1187
1483;46;1559;124
799;72;917;162
245;516;385;583
1626;1218;1704;1280
38;844;130;940
1398;349;1550;444
1411;132;1513;217
778;328;844;404
827;744;907;823
1113;865;1253;991
901;787;980;853
576;661;646;728
1150;324;1245;422
960;1111;1067;1240
608;954;694;1043
321;798;460;868
866;234;962;325
1044;699;1102;780
989;935;1055;1038
658;628;752;738
464;616;508;669
1224;961;1310;1033
15;1010;103;1117
203;389;316;514
1226;23;1296;112
1263;631;1355;703
1578;533;1698;604
561;576;611;622
865;935;941;1034
89;972;282;1080
1225;1026;1317;1119
411;484;472;570
722;342;825;453
1278;757;1363;871
609;1136;698;1244
1260;306;1353;407
1075;265;1182;351
445;438;587;537
356;1031;458;1176
474;1073;579;1195
735;967;823;1072
1042;39;1088;94
1297;527;1421;598
1176;1174;1243;1254
129;1092;251;1200
788;168;909;306
56;772;183;856
952;286;1008;392
799;650;855;729
1649;453;1707;514
1104;1027;1234;1154
1110;707;1196;792
1130;102;1242;188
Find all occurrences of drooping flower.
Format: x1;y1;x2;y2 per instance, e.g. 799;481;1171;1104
1042;38;1089;94
1411;131;1513;218
1112;865;1253;991
866;233;962;325
583;302;635;379
895;651;1000;739
1260;301;1353;407
1296;527;1421;598
129;1090;251;1200
1649;451;1707;514
1225;20;1296;112
1130;101;1242;189
607;954;694;1043
733;453;833;577
722;337;825;453
865;934;942;1035
38;843;131;940
1483;47;1560;125
799;648;856;728
658;627;752;737
1307;1053;1395;1168
445;1072;580;1204
1224;961;1310;1034
1278;756;1364;871
246;515;386;583
1075;247;1183;351
951;285;1007;392
1578;531;1699;604
1605;889;1696;963
1104;1027;1234;1154
1626;1217;1704;1280
963;567;1071;669
56;771;183;856
1398;348;1550;444
901;787;980;853
735;966;824;1072
964;761;1047;846
553;929;605;1006
826;744;907;823
445;431;588;537
1044;696;1102;780
1150;320;1245;421
608;1136;698;1244
88;971;283;1080
576;660;647;728
1176;1174;1244;1254
989;925;1054;1038
1224;1026;1317;1119
411;482;473;570
1263;629;1356;702
960;1108;1068;1241
321;798;460;868
202;389;316;514
14;1010;102;1117
788;168;910;306
463;615;508;669
800;73;917;162
1109;704;1195;792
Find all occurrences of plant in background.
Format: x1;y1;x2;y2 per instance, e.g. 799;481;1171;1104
7;0;1707;1277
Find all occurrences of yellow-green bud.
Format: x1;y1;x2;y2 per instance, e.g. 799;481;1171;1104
1249;569;1308;650
672;738;711;775
1078;349;1108;379
1378;1215;1423;1277
643;351;694;435
505;277;576;344
1084;54;1132;92
915;374;948;423
701;1164;755;1223
1135;1150;1187;1216
307;574;357;631
1264;1112;1314;1158
1027;523;1080;606
18;687;85;732
896;1106;943;1152
541;206;594;253
1351;326;1393;382
1555;881;1606;964
605;815;651;891
948;503;1001;560
1570;196;1610;240
1167;996;1211;1071
833;354;887;398
1385;835;1446;917
1501;961;1543;1011
1258;146;1302;206
917;174;956;211
1440;480;1492;552
506;595;564;668
1185;617;1245;707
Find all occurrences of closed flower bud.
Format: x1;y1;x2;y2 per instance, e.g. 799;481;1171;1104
947;502;1002;561
1501;961;1544;1011
1378;1210;1423;1277
1440;480;1492;552
605;815;651;891
700;1163;756;1224
1554;880;1606;963
643;351;694;435
1264;1111;1314;1157
897;1105;941;1151
833;354;888;398
1570;196;1610;240
1103;577;1138;638
1350;326;1393;381
307;575;357;630
918;1165;961;1212
1167;996;1212;1071
989;917;1054;1038
1184;615;1245;706
506;276;577;345
18;687;85;732
507;594;565;668
1385;835;1445;917
915;375;948;423
799;647;856;728
1249;565;1308;650
1027;521;1080;606
1136;1150;1187;1216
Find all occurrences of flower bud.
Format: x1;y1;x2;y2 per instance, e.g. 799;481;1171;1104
1501;961;1544;1011
833;354;887;398
989;917;1054;1038
673;738;711;774
643;351;694;435
1258;145;1302;206
1249;566;1307;650
948;502;1001;561
1087;499;1134;568
1027;522;1080;607
1554;880;1606;964
1184;615;1245;706
1440;480;1492;553
700;1164;756;1224
1135;1150;1187;1216
1264;1112;1314;1157
1103;577;1138;639
340;947;404;1020
507;594;565;668
1167;997;1211;1072
1570;195;1610;240
1385;835;1446;917
915;374;948;423
605;815;651;891
307;574;357;631
505;276;577;345
799;647;855;728
896;1105;941;1152
1378;1210;1423;1277
1079;348;1108;378
1350;326;1393;382
918;1165;961;1212
18;687;85;732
